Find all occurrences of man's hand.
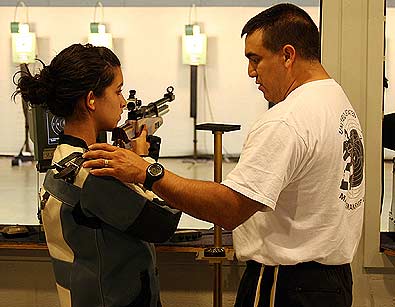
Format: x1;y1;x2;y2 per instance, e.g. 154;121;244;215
82;143;149;184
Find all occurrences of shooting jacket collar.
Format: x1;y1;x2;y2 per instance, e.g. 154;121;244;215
59;133;89;150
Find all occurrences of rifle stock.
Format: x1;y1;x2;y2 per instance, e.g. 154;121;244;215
111;86;174;151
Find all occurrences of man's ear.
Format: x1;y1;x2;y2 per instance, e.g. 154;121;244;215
85;91;96;111
283;44;296;68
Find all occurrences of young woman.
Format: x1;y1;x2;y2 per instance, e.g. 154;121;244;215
14;43;180;307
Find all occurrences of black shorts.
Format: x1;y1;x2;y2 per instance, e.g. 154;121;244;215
234;260;353;307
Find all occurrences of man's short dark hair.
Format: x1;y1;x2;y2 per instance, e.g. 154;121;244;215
241;3;320;61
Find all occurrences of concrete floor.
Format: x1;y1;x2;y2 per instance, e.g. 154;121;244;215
0;156;238;228
0;155;393;231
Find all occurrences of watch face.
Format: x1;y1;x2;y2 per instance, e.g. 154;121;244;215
148;163;163;176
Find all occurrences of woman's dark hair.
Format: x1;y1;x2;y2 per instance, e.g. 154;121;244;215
13;43;121;118
241;3;320;61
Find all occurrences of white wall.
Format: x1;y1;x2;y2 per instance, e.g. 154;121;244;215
0;6;319;156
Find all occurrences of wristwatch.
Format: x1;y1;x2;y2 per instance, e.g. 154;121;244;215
143;162;165;190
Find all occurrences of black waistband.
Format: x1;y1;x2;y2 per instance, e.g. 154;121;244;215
246;260;350;270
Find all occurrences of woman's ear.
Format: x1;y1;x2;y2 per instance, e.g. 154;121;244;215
85;91;96;111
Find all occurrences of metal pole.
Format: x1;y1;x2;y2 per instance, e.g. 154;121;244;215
213;131;223;307
193;116;197;159
191;65;198;159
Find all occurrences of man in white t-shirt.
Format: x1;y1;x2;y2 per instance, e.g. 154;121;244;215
83;4;364;307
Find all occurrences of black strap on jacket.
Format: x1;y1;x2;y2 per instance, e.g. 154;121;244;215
43;152;102;229
50;152;86;184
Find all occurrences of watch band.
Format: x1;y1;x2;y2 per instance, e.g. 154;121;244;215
143;162;164;190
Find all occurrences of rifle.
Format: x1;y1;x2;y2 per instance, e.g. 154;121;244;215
111;86;175;160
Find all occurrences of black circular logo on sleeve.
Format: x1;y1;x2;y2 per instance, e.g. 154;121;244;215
340;128;364;190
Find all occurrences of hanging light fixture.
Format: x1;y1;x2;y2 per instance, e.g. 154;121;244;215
88;1;113;49
10;1;36;64
182;4;207;66
180;5;208;159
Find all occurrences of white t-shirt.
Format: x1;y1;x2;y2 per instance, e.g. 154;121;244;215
222;79;364;265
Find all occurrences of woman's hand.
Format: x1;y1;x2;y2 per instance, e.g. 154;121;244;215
82;143;149;184
131;127;150;156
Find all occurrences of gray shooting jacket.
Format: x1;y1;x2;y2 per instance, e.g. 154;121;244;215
41;134;180;307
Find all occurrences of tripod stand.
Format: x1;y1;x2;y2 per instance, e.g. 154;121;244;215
12;102;34;165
